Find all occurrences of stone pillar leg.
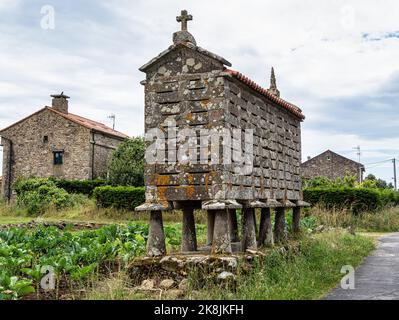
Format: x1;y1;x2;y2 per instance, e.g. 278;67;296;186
293;206;301;234
211;210;232;254
258;207;274;247
182;207;197;252
207;210;215;246
274;207;287;243
228;209;239;242
242;208;257;251
147;210;166;257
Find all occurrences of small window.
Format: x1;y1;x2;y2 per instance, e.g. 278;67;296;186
53;151;63;165
327;155;331;161
43;136;48;143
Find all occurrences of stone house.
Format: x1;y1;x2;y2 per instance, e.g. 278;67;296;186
0;93;129;200
301;150;365;182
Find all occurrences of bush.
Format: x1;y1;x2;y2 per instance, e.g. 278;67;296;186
93;186;145;211
14;178;88;215
50;178;107;196
303;175;357;188
304;187;399;214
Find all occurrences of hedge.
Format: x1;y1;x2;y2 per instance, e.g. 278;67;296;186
304;187;399;214
93;186;145;210
50;178;107;196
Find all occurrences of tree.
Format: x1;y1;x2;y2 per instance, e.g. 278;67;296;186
363;174;393;189
107;137;145;187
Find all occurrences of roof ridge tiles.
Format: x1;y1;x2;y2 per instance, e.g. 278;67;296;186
224;68;305;120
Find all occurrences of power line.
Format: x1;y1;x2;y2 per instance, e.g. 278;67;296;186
365;163;392;170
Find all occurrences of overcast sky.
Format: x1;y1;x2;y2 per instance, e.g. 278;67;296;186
0;0;398;184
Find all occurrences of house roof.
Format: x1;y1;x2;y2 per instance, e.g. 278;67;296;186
302;149;365;168
0;107;129;140
49;108;129;139
139;41;232;72
224;69;305;121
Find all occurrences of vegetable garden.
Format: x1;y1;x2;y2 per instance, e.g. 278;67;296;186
0;223;180;300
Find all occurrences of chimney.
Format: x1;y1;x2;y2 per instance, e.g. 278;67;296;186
50;92;70;113
307;156;311;161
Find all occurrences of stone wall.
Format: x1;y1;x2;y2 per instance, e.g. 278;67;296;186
143;46;227;204
92;131;122;179
224;77;302;201
301;150;363;181
1;137;12;199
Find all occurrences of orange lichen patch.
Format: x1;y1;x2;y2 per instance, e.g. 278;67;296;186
185;113;193;121
156;175;171;186
200;99;210;107
204;174;209;190
156;185;168;201
187;174;194;185
184;185;196;199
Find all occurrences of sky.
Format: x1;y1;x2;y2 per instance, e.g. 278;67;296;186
0;0;398;184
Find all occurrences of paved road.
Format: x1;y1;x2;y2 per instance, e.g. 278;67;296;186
325;233;399;300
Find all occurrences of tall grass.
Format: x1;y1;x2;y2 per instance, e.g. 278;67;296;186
192;231;374;300
308;205;399;232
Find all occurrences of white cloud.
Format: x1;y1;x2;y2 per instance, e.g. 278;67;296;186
0;0;19;11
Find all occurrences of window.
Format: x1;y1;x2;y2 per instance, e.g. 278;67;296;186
53;151;63;165
43;136;48;143
327;155;331;161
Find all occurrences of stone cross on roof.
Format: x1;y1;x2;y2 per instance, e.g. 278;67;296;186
176;10;193;32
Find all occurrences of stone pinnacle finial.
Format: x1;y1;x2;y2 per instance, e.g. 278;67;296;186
269;67;280;97
173;10;196;46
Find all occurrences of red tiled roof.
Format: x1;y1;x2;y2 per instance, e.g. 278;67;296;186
49;108;129;139
0;107;129;139
224;69;305;120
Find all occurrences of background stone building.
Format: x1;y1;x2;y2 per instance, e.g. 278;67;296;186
0;93;128;200
301;150;365;182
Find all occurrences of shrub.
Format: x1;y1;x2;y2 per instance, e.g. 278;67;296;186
93;186;145;211
14;178;88;215
50;178;107;196
304;187;399;214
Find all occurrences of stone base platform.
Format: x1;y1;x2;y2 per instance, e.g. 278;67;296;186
194;242;242;254
128;251;265;288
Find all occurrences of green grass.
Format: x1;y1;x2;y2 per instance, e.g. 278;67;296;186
191;231;375;300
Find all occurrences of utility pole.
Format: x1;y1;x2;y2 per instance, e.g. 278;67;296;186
108;114;116;130
394;158;397;190
353;145;362;183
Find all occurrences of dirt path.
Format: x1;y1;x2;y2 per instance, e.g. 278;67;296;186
325;233;399;300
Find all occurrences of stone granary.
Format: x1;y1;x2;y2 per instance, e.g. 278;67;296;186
136;10;309;256
301;150;365;183
0;94;128;200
